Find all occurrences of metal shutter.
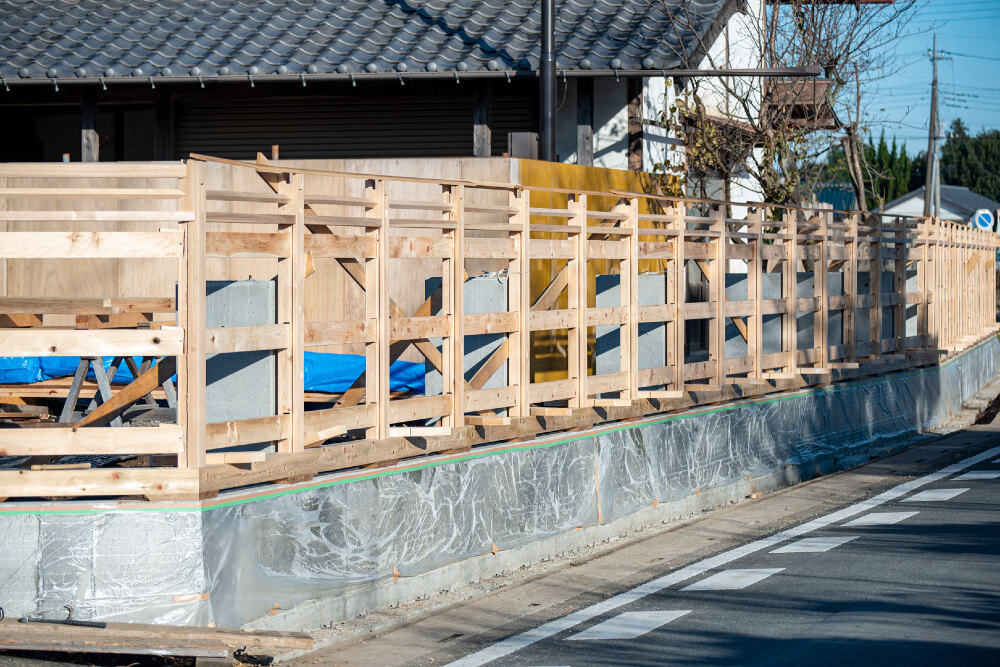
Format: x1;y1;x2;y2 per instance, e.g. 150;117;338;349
175;95;475;160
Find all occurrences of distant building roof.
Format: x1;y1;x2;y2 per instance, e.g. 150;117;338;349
814;182;856;212
884;185;1000;222
0;0;730;84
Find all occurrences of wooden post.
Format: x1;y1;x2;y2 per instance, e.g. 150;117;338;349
473;82;492;158
509;188;531;417
366;179;389;439
81;87;99;162
577;78;594;167
445;184;465;428
178;159;205;468
625;197;639;400
870;216;883;358
569;193;588;406
918;217;929;350
713;206;727;386
627;78;643;171
672;202;686;392
846;213;858;364
894;217;906;355
275;172;305;452
749;207;763;379
783;209;798;374
816;209;829;370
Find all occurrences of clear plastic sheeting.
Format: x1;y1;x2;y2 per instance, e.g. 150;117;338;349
1;337;997;629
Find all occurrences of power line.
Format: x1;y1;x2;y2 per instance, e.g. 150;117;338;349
940;50;1000;63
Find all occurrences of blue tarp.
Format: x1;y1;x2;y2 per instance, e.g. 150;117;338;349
0;352;424;394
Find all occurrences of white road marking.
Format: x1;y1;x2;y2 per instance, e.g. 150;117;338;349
954;470;1000;481
843;511;918;526
681;568;783;591
902;488;969;502
445;444;1000;667
566;610;690;641
770;535;859;554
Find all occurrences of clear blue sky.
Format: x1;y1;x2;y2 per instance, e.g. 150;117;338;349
871;0;1000;155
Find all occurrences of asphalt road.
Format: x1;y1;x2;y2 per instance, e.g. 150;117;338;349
447;441;1000;666
315;427;1000;667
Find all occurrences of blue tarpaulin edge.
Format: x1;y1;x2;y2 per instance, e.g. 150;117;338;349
0;352;424;394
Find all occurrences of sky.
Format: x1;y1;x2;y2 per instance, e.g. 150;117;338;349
871;0;1000;155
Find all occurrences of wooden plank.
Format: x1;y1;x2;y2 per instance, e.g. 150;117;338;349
304;424;348;446
0;210;193;222
0;425;182;456
585;306;629;327
205;451;267;465
529;308;576;331
464;311;519;335
389;235;452;258
206;231;289;257
0;231;184;259
0;187;184;199
304;403;376;433
179;158;207;469
304;233;376;259
305;319;375;345
528;378;577;403
206;414;289;449
0;329;183;356
389;426;452;437
389;315;451;340
588;371;628;395
205;189;289;203
463;237;517;258
465;385;517;412
529;238;575;259
0;297;174;315
0;618;312;652
205;212;294;225
205;324;290;354
389;394;451;423
635;390;684;400
0;466;198;500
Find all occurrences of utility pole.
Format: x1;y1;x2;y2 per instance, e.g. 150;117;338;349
539;0;556;161
924;34;940;218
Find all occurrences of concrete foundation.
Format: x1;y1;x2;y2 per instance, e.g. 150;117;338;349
1;336;997;631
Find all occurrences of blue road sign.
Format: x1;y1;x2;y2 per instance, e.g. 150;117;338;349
973;208;994;231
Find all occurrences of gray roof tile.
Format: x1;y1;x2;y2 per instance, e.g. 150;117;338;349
0;0;727;80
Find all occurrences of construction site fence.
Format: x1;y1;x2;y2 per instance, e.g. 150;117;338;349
0;157;996;501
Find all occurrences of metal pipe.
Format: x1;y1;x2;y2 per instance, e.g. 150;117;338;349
540;0;557;161
0;66;823;88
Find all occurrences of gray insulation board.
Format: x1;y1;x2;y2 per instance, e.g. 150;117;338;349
424;275;509;398
205;280;277;425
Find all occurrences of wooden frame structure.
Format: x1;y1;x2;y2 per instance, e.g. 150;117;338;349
0;157;996;501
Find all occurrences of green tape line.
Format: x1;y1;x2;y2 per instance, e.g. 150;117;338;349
3;335;996;517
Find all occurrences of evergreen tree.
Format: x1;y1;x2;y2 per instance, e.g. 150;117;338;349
940;119;1000;201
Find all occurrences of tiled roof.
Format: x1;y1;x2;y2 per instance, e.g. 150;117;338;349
0;0;728;81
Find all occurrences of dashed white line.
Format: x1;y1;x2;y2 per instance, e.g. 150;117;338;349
843;511;918;526
681;568;783;591
566;610;691;641
902;488;969;502
445;444;1000;667
770;535;859;554
954;470;1000;481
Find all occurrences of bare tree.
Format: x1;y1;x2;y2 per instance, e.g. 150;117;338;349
654;0;922;210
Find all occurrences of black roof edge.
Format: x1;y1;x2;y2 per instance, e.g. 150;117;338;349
0;66;822;88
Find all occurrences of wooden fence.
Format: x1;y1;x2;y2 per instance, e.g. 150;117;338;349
0;157;996;501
